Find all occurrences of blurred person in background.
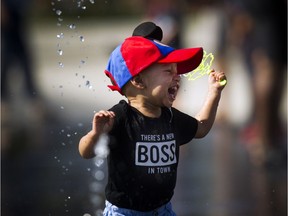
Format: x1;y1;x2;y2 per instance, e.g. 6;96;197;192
1;0;47;153
140;0;183;48
1;0;39;104
217;0;287;167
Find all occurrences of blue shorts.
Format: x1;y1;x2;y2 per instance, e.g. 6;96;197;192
103;200;177;216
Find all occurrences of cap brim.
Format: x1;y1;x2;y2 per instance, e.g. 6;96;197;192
158;47;203;74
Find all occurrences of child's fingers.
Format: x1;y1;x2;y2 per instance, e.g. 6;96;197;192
217;73;226;81
92;111;115;132
208;69;215;75
210;71;225;80
95;110;115;119
208;70;227;86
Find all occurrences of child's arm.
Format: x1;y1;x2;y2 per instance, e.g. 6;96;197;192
79;110;115;159
195;70;226;138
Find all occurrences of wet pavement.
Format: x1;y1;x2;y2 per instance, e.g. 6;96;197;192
1;15;287;216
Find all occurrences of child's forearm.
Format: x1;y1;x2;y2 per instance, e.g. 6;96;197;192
79;131;99;159
195;89;221;138
79;110;115;159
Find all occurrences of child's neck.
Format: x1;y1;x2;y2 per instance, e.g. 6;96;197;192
128;98;161;118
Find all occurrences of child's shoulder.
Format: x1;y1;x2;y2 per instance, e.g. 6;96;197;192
109;100;128;113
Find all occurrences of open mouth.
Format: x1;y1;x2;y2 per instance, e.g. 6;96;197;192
168;84;179;101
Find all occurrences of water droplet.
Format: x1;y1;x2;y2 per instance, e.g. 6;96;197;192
60;106;64;110
87;168;91;172
58;49;63;55
95;158;104;167
57;33;64;39
56;10;62;15
95;210;103;216
67;134;71;137
59;62;64;67
79;35;85;42
83;213;91;216
90;194;103;206
94;170;105;181
85;80;91;87
58;17;63;22
80;60;85;64
82;6;86;10
90;0;95;4
69;24;76;29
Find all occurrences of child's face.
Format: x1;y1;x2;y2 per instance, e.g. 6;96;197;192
141;63;180;108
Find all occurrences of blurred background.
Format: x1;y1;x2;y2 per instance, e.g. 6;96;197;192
1;0;287;215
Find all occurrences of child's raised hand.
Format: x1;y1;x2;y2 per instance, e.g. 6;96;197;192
208;69;227;90
92;110;115;134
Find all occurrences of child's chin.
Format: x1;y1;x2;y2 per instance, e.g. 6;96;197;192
164;100;174;108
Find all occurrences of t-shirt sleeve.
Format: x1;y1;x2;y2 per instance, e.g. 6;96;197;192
171;107;198;145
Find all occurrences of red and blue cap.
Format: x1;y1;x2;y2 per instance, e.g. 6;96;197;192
104;23;203;94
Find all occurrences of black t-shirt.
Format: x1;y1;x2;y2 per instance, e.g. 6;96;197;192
105;100;198;211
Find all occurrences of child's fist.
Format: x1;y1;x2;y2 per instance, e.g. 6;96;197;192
209;69;227;90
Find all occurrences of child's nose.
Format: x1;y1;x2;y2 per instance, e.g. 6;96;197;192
173;74;181;81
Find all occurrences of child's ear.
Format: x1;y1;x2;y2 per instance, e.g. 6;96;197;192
130;75;145;89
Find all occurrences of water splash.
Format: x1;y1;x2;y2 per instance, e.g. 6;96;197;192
183;51;214;81
94;133;110;158
69;24;76;29
57;33;64;39
94;158;104;167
